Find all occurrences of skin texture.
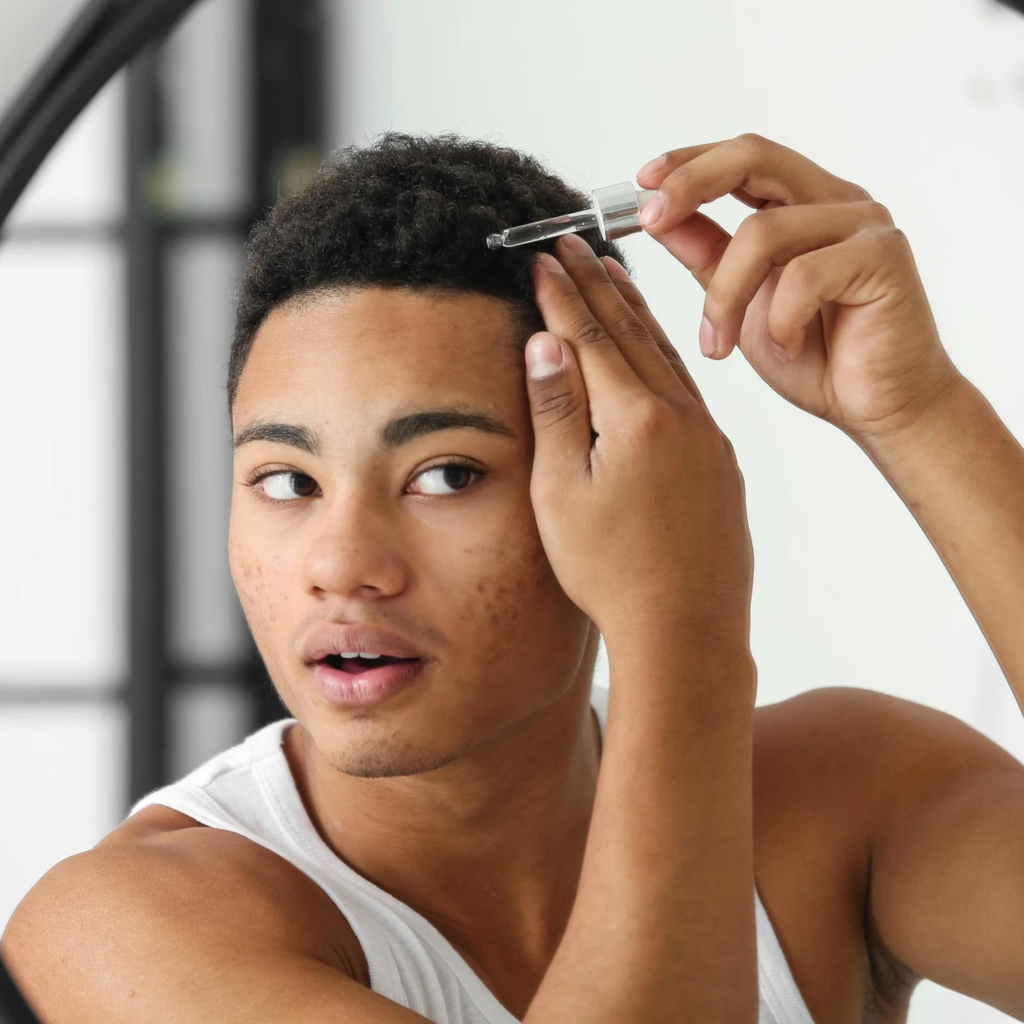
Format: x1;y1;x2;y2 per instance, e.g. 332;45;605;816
228;287;603;971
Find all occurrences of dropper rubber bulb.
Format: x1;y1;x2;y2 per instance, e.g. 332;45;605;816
486;183;657;250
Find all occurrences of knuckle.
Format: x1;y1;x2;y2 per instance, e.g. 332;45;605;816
735;132;771;154
633;289;652;311
608;306;650;342
569;318;610;348
634;393;716;446
664;161;691;190
631;396;675;437
609;275;650;311
702;283;727;323
661;342;687;373
715;432;739;470
531;386;585;425
870;224;908;254
885;225;911;256
785;253;819;287
828;179;872;203
737;209;777;246
861;199;894;226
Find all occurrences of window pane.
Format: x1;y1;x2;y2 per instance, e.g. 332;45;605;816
161;0;252;217
0;702;127;931
0;241;126;686
5;70;125;228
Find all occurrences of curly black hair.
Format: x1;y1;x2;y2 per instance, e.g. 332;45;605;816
227;131;633;416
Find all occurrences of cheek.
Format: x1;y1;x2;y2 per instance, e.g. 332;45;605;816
229;536;285;640
451;524;574;646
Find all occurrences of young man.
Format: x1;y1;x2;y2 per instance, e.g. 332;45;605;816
3;131;1024;1024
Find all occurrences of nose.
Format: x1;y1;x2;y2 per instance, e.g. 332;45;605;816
300;499;409;600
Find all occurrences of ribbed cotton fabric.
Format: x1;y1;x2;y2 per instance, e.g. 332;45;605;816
126;685;815;1023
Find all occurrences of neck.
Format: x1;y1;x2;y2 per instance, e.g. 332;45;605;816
284;676;603;960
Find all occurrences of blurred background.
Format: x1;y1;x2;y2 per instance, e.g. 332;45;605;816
2;0;1024;1020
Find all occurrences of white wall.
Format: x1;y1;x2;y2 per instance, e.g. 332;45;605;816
324;1;1024;1020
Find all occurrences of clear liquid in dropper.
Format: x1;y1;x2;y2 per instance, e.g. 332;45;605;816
486;209;600;249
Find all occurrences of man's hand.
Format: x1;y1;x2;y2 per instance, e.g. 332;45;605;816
522;234;755;662
635;132;963;444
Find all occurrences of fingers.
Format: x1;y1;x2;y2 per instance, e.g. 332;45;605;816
639;143;770;212
530;234;700;411
767;226;911;361
703;200;895;358
598;255;709;412
649;210;734;292
636;133;870;238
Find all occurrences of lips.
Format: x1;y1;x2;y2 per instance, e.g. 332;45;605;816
302;621;426;664
312;656;427;707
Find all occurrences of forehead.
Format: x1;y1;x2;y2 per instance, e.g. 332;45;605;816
237;286;522;408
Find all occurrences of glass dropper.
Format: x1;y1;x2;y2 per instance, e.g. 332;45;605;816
486;182;657;250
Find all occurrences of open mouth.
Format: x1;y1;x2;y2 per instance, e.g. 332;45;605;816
322;654;421;674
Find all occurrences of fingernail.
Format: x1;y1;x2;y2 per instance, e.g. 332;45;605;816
526;333;564;380
561;233;593;255
602;256;631;282
699;316;718;357
639;191;665;228
637;154;667;179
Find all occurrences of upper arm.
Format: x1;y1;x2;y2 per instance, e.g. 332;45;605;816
0;843;432;1024
797;686;1024;1019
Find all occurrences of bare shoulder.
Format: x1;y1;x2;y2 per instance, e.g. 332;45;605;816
3;809;368;995
121;807;367;982
0;829;423;1024
745;685;1021;1021
752;683;1023;861
757;684;1022;797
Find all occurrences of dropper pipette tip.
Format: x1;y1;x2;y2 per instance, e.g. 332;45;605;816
485;233;504;250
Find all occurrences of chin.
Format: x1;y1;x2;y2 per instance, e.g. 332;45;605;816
317;734;467;780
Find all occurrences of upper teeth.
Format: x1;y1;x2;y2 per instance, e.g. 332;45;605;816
339;652;382;659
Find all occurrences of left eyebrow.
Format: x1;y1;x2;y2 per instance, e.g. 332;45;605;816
232;408;518;456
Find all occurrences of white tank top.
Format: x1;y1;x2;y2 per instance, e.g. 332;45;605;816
126;685;814;1023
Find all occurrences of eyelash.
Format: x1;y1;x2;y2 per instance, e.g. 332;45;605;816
241;459;488;507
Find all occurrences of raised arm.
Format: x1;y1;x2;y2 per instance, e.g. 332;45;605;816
850;375;1024;718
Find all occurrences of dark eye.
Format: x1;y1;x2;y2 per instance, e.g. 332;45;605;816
259;471;318;502
411;463;483;497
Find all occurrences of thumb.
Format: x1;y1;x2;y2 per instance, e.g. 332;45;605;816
524;332;592;486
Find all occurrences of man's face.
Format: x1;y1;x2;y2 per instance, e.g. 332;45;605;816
228;287;595;778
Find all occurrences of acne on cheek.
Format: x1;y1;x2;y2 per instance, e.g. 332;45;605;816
233;558;267;598
460;540;555;634
232;559;286;662
233;559;266;609
231;553;283;635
